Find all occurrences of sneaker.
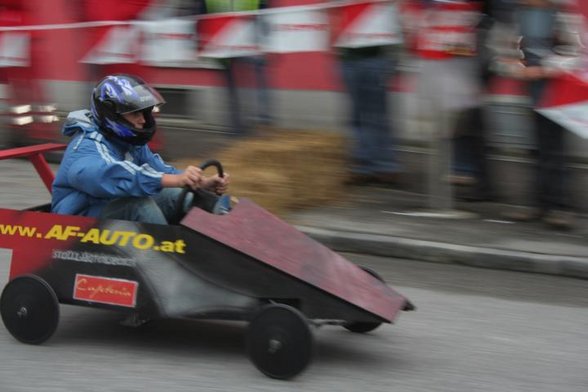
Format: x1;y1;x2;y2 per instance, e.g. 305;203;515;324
542;210;574;230
345;173;377;186
374;172;402;186
448;174;477;186
501;207;543;222
457;192;495;202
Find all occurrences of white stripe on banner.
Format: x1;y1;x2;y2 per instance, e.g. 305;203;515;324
262;7;330;54
0;32;30;67
334;2;403;48
81;25;140;65
537;103;588;139
141;18;197;65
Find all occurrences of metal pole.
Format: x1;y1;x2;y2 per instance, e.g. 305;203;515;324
427;109;455;211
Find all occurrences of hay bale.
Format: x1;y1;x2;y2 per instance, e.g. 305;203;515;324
172;129;350;215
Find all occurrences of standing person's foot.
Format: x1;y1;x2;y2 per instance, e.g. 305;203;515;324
501;207;543;222
345;173;377;186
457;187;496;202
458;192;495;202
374;172;402;187
542;210;574;230
448;174;477;186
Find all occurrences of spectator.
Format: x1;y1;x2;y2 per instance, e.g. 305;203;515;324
449;0;501;201
500;0;582;229
200;0;273;136
334;0;403;185
402;0;484;209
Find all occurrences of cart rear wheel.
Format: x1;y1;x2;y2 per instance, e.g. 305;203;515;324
1;275;59;345
344;266;384;334
247;304;313;380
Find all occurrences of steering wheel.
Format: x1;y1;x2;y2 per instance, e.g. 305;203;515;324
175;159;225;222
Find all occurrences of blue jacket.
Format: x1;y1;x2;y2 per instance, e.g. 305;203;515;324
51;110;180;217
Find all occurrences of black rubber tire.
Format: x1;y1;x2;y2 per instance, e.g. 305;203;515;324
343;266;384;334
247;304;313;380
1;275;59;345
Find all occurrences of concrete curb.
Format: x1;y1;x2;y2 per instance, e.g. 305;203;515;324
296;226;588;280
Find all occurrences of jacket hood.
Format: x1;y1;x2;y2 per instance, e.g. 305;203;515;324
62;110;99;137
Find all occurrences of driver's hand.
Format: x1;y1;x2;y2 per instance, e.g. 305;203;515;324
204;172;230;194
179;166;203;189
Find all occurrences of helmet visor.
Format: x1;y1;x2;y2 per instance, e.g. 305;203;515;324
98;75;166;114
118;83;165;114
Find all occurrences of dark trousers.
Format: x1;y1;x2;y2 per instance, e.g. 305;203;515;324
224;56;272;135
452;106;493;197
533;111;570;211
340;56;400;175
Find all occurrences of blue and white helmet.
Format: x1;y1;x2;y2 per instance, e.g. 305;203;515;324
90;74;165;145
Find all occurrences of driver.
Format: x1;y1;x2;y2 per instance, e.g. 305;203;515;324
51;74;230;224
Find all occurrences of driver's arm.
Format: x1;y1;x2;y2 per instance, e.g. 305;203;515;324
161;166;203;189
134;144;180;174
68;144;166;198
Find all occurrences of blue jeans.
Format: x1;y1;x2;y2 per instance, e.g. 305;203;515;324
100;188;191;225
224;56;273;135
340;56;400;175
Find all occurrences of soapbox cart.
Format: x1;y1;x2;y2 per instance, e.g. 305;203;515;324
0;143;414;380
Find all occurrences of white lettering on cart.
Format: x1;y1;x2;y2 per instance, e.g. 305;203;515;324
52;250;135;266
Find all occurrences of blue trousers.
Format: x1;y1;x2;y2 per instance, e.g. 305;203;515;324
224;56;273;135
100;188;191;225
340;56;400;175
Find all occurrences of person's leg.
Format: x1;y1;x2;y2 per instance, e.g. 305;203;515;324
362;56;401;178
151;188;194;224
224;59;246;135
152;188;230;222
430;108;457;210
468;106;494;199
252;55;273;125
535;112;570;211
452;106;495;199
100;197;167;224
534;112;574;229
341;58;371;176
451;108;476;181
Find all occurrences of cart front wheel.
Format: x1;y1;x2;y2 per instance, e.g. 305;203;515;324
247;304;313;380
1;275;59;344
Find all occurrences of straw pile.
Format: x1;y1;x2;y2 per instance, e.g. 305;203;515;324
172;129;350;215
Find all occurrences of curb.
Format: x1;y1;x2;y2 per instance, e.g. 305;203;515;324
296;226;588;280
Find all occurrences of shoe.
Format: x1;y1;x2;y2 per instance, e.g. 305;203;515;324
374;172;402;186
345;173;377;186
542;210;574;230
448;174;477;186
457;188;496;202
457;193;495;202
501;208;543;222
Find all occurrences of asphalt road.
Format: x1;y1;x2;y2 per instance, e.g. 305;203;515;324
0;250;586;392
